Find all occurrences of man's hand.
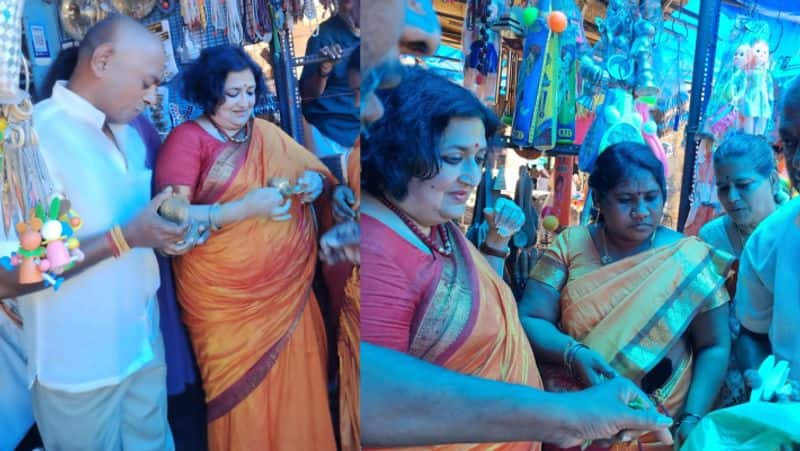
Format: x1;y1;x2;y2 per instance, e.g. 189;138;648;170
333;185;357;223
123;187;190;250
553;377;673;449
320;220;359;265
319;44;344;75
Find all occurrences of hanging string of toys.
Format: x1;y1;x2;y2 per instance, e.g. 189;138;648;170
0;0;84;290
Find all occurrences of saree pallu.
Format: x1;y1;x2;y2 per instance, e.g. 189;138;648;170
374;224;543;451
339;266;360;451
532;232;733;451
173;119;336;451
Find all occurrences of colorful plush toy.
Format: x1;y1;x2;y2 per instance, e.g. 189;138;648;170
0;197;84;290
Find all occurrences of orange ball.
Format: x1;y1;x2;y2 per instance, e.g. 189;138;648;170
70;217;82;228
547;11;568;33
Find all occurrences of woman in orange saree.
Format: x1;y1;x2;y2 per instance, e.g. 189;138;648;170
155;46;336;450
520;142;733;451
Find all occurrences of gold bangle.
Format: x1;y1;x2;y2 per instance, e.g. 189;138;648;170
110;227;125;254
111;225;131;254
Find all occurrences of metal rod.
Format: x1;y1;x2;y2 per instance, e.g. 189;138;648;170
677;0;721;232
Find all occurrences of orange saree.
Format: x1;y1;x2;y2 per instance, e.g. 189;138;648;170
361;218;542;451
530;227;733;451
170;119;336;450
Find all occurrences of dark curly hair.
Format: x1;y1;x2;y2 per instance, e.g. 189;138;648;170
181;45;268;115
588;141;667;202
362;66;499;200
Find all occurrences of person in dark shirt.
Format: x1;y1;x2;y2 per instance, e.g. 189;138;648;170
300;0;359;159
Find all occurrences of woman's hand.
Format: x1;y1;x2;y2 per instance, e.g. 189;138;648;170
243;187;293;221
484;197;525;248
571;347;618;386
674;420;698;449
296;171;324;204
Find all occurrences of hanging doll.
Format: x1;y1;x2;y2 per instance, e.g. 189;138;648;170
707;43;750;139
743;39;773;136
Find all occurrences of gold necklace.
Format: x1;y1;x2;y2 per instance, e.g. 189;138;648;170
599;225;657;265
207;116;251;143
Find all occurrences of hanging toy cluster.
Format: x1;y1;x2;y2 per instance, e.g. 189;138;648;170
463;0;504;104
577;0;663;109
575;0;669;175
0;197;85;290
0;0;84;290
511;0;581;150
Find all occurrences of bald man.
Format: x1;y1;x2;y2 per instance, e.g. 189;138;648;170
0;15;190;450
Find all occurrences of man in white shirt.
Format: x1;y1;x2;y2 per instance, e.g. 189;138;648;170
0;15;190;450
735;75;800;393
0;300;34;450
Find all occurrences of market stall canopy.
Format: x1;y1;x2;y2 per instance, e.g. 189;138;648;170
435;0;800;83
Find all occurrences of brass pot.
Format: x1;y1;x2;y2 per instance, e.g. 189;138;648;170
158;196;189;225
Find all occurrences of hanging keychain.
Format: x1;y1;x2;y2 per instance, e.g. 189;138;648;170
209;0;226;34
303;0;316;21
226;0;244;44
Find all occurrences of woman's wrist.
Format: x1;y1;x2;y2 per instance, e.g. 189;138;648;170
480;241;510;259
485;229;511;249
224;199;249;223
675;412;702;428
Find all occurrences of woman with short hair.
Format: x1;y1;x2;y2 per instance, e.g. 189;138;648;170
155;45;336;451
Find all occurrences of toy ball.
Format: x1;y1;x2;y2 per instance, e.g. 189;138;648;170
20;230;42;250
70;217;82;228
543;215;560;232
67;237;80;249
41;220;63;241
547;11;568;33
522;7;539;27
643;120;658;135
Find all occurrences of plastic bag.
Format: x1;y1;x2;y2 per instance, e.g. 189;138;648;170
681;402;800;451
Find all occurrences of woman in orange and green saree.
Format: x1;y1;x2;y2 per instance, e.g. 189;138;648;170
154;45;336;450
520;142;734;450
